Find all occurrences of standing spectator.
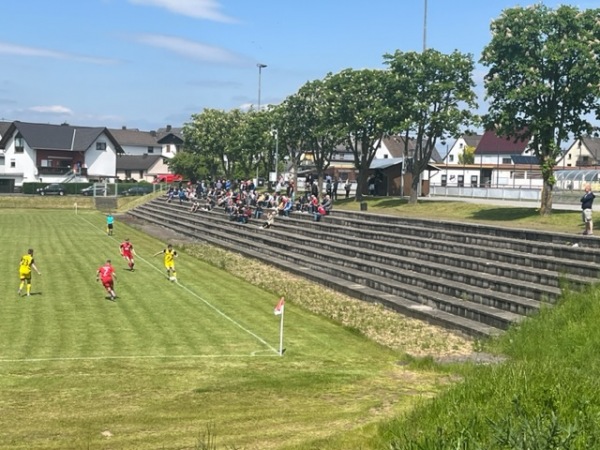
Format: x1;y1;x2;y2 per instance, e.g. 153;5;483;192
96;259;117;300
368;175;376;196
581;183;595;235
18;248;41;297
311;180;319;197
344;179;352;199
332;178;339;200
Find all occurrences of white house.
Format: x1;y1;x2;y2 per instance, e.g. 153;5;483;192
109;127;162;156
0;121;123;189
443;134;483;165
155;125;184;159
558;136;600;168
116;154;171;182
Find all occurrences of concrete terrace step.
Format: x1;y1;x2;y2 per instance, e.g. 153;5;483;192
308;209;600;265
132;205;542;328
279;209;600;284
127;207;506;337
334;209;600;250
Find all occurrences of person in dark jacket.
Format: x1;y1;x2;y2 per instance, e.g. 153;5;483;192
581;183;596;235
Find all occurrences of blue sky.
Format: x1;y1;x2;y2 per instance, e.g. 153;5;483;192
0;0;595;131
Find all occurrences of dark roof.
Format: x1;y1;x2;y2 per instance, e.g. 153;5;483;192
463;134;483;148
0;121;124;153
116;154;163;170
581;136;600;159
476;130;529;155
155;125;184;144
382;135;442;162
0;121;11;137
109;128;160;147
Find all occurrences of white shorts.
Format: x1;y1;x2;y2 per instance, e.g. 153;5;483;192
583;209;592;222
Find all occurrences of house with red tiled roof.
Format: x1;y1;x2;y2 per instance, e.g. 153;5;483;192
475;130;532;164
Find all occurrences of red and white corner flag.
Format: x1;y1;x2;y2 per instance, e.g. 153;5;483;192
274;297;285;356
274;296;285;316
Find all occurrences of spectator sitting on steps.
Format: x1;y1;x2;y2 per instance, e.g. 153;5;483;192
260;210;277;229
321;194;332;215
314;204;326;222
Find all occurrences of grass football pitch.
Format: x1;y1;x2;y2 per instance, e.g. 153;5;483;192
0;209;423;449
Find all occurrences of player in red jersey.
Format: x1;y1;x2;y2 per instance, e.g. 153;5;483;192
119;238;136;271
96;259;117;300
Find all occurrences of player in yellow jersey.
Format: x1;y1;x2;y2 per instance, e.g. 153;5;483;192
153;244;178;281
18;248;41;297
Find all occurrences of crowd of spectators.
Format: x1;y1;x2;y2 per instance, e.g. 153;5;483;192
164;177;335;226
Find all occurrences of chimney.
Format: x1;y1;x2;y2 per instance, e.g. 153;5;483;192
122;126;127;130
166;125;172;132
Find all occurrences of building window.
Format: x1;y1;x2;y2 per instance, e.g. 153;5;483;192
165;145;171;153
0;156;4;166
441;174;447;187
502;157;512;164
449;155;454;162
14;134;25;153
568;154;571;159
96;142;107;151
471;175;478;187
10;159;16;168
384;154;388;159
147;147;154;154
458;175;464;187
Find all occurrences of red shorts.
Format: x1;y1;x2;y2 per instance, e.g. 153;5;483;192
101;278;114;289
122;252;133;259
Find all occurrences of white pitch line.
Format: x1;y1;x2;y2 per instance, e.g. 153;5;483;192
0;353;280;363
78;214;281;356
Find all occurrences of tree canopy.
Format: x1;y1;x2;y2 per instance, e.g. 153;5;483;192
481;4;600;215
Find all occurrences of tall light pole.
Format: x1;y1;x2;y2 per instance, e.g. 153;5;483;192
423;0;428;52
271;129;279;186
257;63;267;111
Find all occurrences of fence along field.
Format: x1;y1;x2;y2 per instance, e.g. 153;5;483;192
0;208;424;449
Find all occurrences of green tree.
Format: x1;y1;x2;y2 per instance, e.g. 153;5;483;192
323;68;396;201
276;79;346;193
183;108;241;180
166;151;206;182
481;4;600;215
458;145;475;165
385;49;478;203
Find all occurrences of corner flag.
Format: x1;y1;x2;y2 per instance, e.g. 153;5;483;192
274;297;285;315
274;297;285;356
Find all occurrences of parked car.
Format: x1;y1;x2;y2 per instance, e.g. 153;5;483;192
153;174;183;183
37;183;66;196
81;186;106;196
123;186;152;196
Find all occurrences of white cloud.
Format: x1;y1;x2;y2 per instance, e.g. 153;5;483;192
28;105;73;115
0;42;119;65
134;33;250;65
128;0;237;23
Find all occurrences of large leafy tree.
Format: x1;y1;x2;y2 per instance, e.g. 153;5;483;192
384;49;478;203
183;108;241;180
275;79;345;192
481;4;600;215
323;68;397;201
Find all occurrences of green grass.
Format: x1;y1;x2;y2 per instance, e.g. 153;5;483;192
0;209;445;449
335;197;582;234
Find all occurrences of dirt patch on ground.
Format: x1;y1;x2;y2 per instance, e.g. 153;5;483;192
120;214;503;363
